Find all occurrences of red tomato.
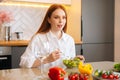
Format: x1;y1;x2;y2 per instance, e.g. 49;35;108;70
68;73;76;80
108;74;114;79
68;73;80;80
114;75;119;79
71;76;76;80
79;74;84;80
102;73;108;79
79;74;89;80
74;73;79;80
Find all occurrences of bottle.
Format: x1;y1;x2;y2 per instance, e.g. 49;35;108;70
5;26;11;41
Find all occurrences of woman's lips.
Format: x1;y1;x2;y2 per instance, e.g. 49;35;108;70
57;25;62;28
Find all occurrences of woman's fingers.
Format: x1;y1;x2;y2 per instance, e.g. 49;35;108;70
49;49;61;61
76;55;85;61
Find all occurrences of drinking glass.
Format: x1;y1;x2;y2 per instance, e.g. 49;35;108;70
35;51;47;80
39;56;44;74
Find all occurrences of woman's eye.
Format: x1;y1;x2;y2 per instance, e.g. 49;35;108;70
63;16;66;19
54;16;66;19
54;16;59;19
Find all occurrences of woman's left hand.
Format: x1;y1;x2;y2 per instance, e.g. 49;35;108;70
76;55;85;61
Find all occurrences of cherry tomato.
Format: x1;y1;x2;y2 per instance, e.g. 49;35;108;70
108;74;114;79
102;73;108;79
70;75;76;80
79;74;89;80
84;76;88;80
74;73;79;80
114;75;119;79
79;74;83;80
68;73;79;80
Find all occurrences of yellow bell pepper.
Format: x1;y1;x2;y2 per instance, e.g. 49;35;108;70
78;61;93;75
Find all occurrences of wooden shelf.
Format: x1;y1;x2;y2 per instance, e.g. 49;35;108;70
75;41;82;45
0;40;82;46
0;40;29;46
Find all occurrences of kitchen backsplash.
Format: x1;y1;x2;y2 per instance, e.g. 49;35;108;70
0;5;48;40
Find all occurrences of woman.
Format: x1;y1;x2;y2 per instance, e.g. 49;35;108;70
20;4;84;69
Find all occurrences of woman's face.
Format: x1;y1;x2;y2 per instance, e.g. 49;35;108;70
48;8;66;32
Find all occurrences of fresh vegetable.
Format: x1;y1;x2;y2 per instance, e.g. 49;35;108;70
68;72;79;80
68;72;89;80
108;74;114;79
94;69;103;77
114;74;119;79
63;57;81;68
79;74;89;80
101;73;108;79
78;61;93;75
48;66;66;80
94;69;120;79
114;63;120;71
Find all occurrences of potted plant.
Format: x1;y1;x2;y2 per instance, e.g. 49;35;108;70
0;10;13;40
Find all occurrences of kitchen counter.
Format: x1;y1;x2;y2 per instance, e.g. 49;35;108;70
0;61;115;80
90;61;115;71
0;40;82;46
0;40;29;46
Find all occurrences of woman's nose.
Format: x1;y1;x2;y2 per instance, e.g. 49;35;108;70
59;18;63;23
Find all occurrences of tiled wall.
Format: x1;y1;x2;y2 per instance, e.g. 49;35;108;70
0;0;81;43
0;5;48;40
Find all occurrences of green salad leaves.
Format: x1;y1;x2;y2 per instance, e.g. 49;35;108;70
114;63;120;72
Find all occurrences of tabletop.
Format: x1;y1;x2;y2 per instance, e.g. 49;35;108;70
0;61;115;80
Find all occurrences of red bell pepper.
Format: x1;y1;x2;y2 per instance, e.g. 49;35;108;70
48;66;66;80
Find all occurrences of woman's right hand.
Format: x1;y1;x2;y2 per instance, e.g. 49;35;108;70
45;49;61;63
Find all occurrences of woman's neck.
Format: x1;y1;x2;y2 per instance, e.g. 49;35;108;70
51;30;62;39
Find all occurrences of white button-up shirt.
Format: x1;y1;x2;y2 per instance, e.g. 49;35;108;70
20;31;76;69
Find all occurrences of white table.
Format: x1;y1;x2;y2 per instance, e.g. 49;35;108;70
90;61;115;71
0;61;115;80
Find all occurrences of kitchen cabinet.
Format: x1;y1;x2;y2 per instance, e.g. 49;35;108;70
82;44;113;62
0;40;28;68
11;46;26;68
81;0;114;62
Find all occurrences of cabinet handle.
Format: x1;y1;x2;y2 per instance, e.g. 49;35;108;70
0;57;7;60
81;16;83;41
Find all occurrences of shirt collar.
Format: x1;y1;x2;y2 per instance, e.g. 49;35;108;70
46;30;66;41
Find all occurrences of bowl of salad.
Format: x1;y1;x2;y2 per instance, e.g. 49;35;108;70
63;57;81;68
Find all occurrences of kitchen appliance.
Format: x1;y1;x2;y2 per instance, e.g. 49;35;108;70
0;47;11;69
0;55;11;69
81;0;114;62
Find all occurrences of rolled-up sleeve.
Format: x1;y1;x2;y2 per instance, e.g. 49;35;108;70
19;35;38;68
